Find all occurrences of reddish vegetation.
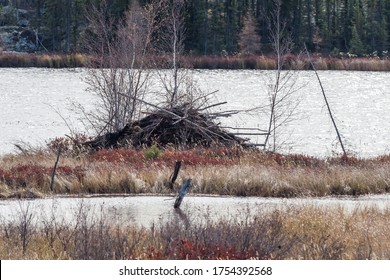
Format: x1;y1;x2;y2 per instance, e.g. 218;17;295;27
139;239;259;260
260;153;324;168
90;149;145;164
2;146;390;197
0;164;85;187
89;148;239;167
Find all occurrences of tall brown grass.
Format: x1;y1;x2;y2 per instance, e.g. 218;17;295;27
187;55;390;71
1;52;390;70
1;203;389;259
1;147;390;198
0;53;87;68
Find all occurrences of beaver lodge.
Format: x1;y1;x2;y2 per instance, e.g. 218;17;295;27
84;103;264;150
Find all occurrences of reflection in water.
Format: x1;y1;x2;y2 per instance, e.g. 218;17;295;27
174;208;190;229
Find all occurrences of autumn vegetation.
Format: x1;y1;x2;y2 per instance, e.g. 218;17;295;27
2;0;390;261
2;144;390;259
1;139;390;199
1;200;390;259
2;51;390;71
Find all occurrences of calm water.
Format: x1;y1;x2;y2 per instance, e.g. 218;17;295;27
1;68;390;157
1;195;390;227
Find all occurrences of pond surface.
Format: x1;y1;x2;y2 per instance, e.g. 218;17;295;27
1;194;390;227
1;68;390;157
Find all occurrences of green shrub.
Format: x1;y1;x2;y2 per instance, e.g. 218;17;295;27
143;144;162;160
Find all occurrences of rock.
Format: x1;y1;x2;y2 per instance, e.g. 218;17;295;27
17;18;29;27
20;29;35;41
16;8;29;27
15;36;36;52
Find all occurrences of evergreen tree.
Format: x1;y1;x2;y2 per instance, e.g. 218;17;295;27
43;0;65;51
224;0;240;53
208;0;226;54
350;24;365;55
350;0;366;55
4;0;390;55
238;11;261;54
366;0;388;54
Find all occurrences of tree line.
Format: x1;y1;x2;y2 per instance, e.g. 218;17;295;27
1;0;389;56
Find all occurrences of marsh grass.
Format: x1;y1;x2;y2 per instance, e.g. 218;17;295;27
1;202;390;259
1;52;390;71
187;55;390;71
0;53;87;68
1;147;390;198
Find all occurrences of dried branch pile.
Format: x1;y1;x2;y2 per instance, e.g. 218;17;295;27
84;104;249;150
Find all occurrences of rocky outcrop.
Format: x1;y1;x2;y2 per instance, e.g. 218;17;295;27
0;5;37;52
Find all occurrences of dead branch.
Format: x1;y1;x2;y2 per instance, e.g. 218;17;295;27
304;43;347;158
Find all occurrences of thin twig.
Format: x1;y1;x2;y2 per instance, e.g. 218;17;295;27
198;101;228;111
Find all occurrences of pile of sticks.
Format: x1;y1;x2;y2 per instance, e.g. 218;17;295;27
84;103;250;150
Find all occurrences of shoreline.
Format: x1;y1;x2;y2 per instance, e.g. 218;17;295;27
1;52;390;71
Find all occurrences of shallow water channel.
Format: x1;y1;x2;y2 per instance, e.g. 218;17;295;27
1;194;390;228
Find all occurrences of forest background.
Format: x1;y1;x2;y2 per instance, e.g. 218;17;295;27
0;0;389;58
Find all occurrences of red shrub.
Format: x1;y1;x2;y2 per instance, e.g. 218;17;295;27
5;165;51;187
89;148;237;168
261;153;324;168
141;239;258;260
90;149;145;164
159;149;235;166
372;154;390;164
0;164;86;188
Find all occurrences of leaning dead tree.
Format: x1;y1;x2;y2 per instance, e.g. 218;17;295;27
304;44;347;158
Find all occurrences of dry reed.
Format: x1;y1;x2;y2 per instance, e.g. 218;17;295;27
1;147;390;198
2;52;390;71
1;203;390;259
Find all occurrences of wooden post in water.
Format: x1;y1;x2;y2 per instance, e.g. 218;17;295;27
174;178;192;208
50;148;61;192
169;160;182;190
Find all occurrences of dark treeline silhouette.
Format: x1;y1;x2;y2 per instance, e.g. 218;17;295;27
0;0;389;56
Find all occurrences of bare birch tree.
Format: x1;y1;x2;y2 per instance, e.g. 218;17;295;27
83;0;162;134
262;0;302;152
154;0;205;109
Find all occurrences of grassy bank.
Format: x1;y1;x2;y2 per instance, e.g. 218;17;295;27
190;54;390;71
1;203;389;260
1;52;390;71
1;145;390;198
0;52;87;68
